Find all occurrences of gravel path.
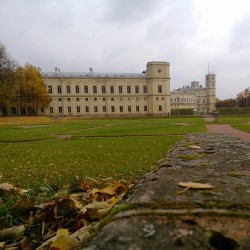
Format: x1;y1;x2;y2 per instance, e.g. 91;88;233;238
206;124;250;142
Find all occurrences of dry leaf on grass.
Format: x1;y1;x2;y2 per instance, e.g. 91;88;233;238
0;182;29;194
177;182;214;194
12;197;35;210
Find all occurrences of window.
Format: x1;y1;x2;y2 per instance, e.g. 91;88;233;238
75;85;79;93
119;86;122;94
136;97;139;101
110;86;114;94
76;98;80;101
161;97;164;100
103;106;106;112
84;85;88;93
67;98;71;101
59;107;62;113
128;106;131;112
144;106;148;112
111;98;114;101
111;106;115;112
57;86;62;94
85;98;89;101
102;85;106;94
66;86;70;94
158;85;162;93
120;106;123;112
85;106;89;113
40;107;44;113
68;106;71;113
159;105;162;111
155;97;159;100
135;86;139;93
136;106;139;112
94;106;98;112
127;86;131;93
102;98;106;101
49;107;53;113
58;98;62;101
119;98;122;101
93;86;97;94
143;86;147;94
94;98;97;101
48;86;52;94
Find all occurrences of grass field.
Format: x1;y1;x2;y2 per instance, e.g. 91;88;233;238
0;116;205;189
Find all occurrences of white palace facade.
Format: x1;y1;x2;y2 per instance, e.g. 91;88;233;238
42;61;216;117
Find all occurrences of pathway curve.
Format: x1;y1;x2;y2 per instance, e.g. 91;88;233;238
205;121;250;142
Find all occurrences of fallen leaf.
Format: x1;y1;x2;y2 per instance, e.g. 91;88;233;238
0;182;29;194
67;195;84;209
0;182;16;191
177;182;214;194
56;228;69;237
80;201;111;221
12;197;35;210
188;145;201;149
50;235;75;250
0;225;25;241
0;242;6;248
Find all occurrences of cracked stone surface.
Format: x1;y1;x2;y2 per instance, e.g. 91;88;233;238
81;133;250;250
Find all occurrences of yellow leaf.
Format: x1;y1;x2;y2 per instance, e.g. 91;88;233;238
50;235;74;250
56;228;69;237
177;182;214;194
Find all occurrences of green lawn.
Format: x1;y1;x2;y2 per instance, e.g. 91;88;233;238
0;116;205;189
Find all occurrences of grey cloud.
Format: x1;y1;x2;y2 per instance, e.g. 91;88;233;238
230;14;250;52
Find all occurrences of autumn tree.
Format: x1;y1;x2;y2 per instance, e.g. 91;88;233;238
236;88;250;107
215;98;236;109
0;42;17;116
16;64;50;116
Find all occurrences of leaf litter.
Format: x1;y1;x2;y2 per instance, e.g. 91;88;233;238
0;178;133;249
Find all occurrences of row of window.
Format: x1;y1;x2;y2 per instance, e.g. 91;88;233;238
55;96;165;102
49;105;164;114
48;85;164;94
57;97;149;102
171;98;210;103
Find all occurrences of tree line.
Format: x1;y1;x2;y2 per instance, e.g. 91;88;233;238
0;42;50;116
216;88;250;109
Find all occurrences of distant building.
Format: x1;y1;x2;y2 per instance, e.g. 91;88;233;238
0;61;216;117
170;74;216;113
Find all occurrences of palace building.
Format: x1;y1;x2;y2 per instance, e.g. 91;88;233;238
41;61;216;117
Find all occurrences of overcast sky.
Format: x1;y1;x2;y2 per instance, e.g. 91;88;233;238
1;0;250;99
